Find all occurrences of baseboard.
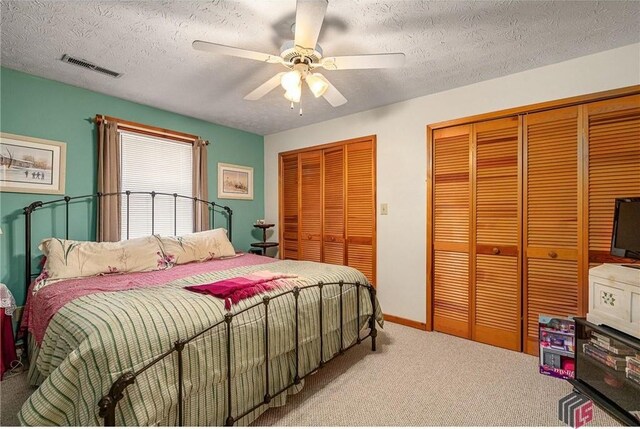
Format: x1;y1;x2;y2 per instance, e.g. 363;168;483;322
383;313;427;331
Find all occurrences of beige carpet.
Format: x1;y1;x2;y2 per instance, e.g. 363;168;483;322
0;322;620;427
0;364;35;427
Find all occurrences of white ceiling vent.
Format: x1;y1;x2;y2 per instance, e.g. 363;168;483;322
61;54;122;78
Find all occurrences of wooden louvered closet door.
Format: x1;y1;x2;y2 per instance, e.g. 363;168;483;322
279;136;376;284
323;147;345;265
523;106;582;355
586;95;640;268
345;140;376;285
429;90;639;355
472;117;521;351
280;154;299;260
433;126;471;339
300;151;323;262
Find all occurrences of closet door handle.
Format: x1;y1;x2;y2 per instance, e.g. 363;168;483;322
330;236;336;242
492;247;500;255
307;234;312;240
548;251;558;259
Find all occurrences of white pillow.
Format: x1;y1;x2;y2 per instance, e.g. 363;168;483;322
36;229;235;291
159;228;235;265
39;235;162;283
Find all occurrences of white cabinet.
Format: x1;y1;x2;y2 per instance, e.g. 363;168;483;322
587;264;640;338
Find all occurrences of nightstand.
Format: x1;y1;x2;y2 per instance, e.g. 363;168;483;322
251;223;278;256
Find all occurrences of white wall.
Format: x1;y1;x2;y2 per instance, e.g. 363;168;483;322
264;43;640;324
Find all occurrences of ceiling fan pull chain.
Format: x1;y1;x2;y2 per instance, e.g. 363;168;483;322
290;101;294;110
299;99;303;116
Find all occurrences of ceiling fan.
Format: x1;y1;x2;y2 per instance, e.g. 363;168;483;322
193;0;405;114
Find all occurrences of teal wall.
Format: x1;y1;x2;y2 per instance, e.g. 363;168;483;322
0;67;265;305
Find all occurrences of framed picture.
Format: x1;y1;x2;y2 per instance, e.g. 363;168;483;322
0;132;66;195
217;162;253;200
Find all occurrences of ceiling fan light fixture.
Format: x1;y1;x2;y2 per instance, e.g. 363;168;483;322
306;73;329;98
281;70;302;92
284;82;302;103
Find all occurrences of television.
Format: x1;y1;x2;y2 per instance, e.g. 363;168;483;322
610;197;640;260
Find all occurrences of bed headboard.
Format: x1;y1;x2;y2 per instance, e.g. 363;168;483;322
23;191;233;295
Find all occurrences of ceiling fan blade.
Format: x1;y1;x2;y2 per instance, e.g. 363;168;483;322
244;72;286;101
315;74;347;107
193;40;283;64
320;53;406;70
294;0;328;51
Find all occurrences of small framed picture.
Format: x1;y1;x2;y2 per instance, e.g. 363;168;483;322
0;132;67;195
217;162;253;200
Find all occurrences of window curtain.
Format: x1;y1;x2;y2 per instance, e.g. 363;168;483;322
97;121;121;242
193;138;210;232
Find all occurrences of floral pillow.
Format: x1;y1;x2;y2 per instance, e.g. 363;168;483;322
35;228;236;291
159;228;235;265
37;236;162;290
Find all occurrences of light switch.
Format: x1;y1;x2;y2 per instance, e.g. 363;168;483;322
381;203;388;215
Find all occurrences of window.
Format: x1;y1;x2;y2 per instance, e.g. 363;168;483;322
120;131;193;239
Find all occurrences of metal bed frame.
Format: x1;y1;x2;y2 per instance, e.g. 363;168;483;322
23;191;378;427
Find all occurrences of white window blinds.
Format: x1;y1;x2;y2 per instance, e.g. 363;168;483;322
120;131;193;239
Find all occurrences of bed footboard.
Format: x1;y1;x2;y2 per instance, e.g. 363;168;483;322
98;281;378;427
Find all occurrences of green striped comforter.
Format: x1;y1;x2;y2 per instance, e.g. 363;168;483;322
19;260;382;426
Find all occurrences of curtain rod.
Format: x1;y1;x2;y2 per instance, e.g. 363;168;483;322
94;114;209;145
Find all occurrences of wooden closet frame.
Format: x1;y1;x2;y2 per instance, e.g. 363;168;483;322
278;135;377;282
425;84;640;333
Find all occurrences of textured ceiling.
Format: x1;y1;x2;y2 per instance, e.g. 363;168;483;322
1;1;639;135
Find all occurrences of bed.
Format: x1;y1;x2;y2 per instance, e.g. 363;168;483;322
17;192;381;426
